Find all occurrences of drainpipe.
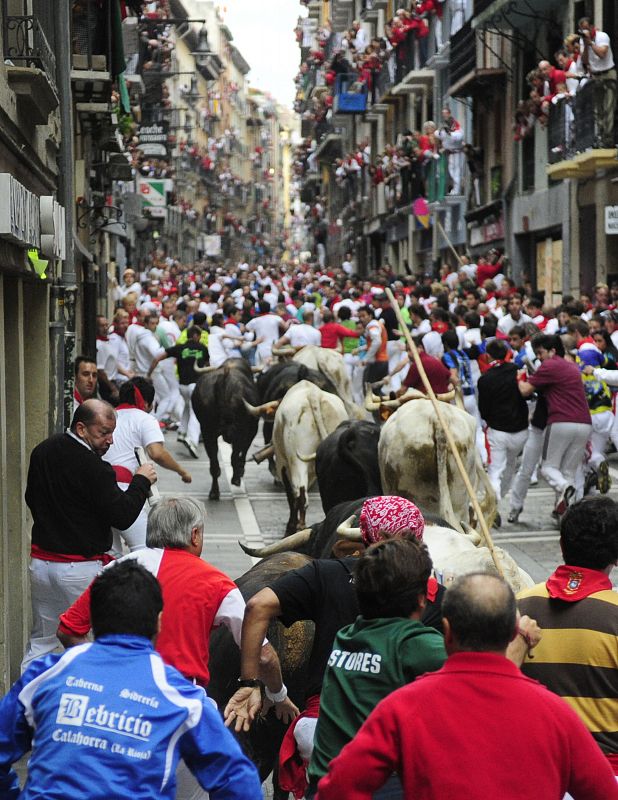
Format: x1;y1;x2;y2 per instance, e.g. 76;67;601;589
52;0;76;432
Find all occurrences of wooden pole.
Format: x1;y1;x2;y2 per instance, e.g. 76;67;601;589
384;287;504;577
435;217;464;267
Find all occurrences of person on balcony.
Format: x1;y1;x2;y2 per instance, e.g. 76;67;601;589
437;107;465;196
578;17;616;147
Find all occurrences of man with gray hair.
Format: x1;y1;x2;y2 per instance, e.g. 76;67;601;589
57;495;298;799
316;573;618;800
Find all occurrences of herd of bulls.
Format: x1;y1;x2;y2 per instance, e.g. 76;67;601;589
192;346;534;794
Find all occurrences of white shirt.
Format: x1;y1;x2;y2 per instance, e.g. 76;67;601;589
108;332;130;383
342;259;353;276
207;326;228;368
157;318;181;347
288;324;321;348
130;327;164;375
583;30;614;73
96;339;117;381
103;408;163;474
497;313;532;335
246;314;281;361
333;298;361;318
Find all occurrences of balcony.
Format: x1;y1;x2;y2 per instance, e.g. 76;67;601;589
71;0;114;104
449;22;506;98
2;7;58;123
546;80;618;180
333;74;368;114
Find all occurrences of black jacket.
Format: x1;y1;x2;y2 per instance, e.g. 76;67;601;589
25;434;151;556
477;363;529;433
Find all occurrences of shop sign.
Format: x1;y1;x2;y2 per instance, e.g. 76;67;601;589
40;196;66;259
137;177;172;218
0;173;40;248
469;217;504;247
605;206;618;235
137;121;169;157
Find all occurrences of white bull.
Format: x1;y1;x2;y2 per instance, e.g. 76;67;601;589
292;346;364;419
273;380;348;534
378;397;497;533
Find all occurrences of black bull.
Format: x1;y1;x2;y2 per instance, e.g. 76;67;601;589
208;553;314;798
315;420;382;513
192;359;260;500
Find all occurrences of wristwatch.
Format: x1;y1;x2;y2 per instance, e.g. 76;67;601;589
237;678;265;690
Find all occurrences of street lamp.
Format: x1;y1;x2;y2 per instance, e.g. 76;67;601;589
191;25;213;65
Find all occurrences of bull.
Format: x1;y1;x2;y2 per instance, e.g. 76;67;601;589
378;396;497;533
305;420;382;513
239;498;534;593
272;380;348;534
247;362;338;476
292;345;364;418
208;552;314;799
192;358;260;500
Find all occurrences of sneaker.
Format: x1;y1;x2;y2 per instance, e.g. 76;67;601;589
597;460;611;494
584;469;598;496
185;439;200;459
507;507;522;524
177;431;186;444
529;471;538;486
555;485;575;517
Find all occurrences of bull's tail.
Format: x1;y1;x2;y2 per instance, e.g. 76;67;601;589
308;390;330;442
434;423;464;533
475;458;498;530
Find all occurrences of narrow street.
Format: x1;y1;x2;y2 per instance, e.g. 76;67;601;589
157;424;618;586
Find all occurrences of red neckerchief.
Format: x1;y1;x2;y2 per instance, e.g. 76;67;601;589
546;564;611;602
73;389;83;404
112;326;125;337
487;358;507;369
579;336;596;346
426;576;438;602
116;386;146;411
96;335;108;342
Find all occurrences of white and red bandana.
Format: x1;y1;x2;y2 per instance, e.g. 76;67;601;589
359;496;425;545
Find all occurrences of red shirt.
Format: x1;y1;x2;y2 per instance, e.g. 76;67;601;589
475;262;502;286
528;356;591;425
316;652;618;800
320;322;360;349
58;548;238;686
404;351;451;394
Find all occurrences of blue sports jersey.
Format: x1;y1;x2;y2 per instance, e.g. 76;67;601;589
0;635;261;800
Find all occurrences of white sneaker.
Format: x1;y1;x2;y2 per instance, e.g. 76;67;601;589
185;439;199;460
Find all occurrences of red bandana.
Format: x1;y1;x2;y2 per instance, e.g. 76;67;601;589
116;386;146;412
73;389;83;405
359;496;425;545
546;564;612;602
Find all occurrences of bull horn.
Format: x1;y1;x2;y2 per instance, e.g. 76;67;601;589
238;528;313;557
336;514;363;540
379;398;402;409
365;387;381;412
271;346;295;357
251;366;263;373
242;399;280;417
437;388;455;403
193;364;217;374
253;443;275;464
297;450;317;462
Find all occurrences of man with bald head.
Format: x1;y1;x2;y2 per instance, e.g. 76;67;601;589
316;573;618;800
22;399;156;670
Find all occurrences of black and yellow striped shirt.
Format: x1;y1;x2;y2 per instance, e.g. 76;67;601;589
518;583;618;755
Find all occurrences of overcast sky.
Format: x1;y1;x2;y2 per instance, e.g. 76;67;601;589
222;0;302;108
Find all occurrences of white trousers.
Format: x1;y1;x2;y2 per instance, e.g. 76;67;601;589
486;428;528;499
510;425;544;511
22;558;103;672
180;383;201;445
587;411;614;472
155;360;183;421
448;151;464;195
463;393;487;465
386;340;404;393
344;353;365;406
541;422;591;498
294;716;318;762
111;481;148;557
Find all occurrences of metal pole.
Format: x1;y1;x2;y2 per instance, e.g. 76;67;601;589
384;287;504;577
52;0;77;432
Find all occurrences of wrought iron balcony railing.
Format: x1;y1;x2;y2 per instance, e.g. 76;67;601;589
547;79;617;164
3;13;57;92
